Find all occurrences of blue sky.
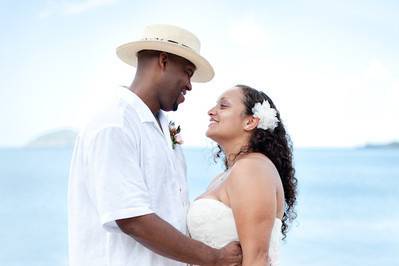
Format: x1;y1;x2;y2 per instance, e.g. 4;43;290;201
0;0;398;147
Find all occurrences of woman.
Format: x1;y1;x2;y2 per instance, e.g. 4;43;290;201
187;85;297;266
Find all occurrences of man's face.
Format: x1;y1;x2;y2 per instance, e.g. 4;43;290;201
158;54;195;112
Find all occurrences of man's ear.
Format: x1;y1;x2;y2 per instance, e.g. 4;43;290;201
158;52;168;70
243;115;259;131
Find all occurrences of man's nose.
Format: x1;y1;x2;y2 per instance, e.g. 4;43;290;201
185;80;192;91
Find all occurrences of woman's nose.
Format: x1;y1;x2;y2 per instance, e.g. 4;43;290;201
208;106;216;116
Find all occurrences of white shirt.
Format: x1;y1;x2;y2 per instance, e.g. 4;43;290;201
68;87;189;266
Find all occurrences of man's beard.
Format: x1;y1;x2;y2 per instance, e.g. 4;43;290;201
173;101;178;111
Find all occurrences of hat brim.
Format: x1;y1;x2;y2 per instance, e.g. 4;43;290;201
116;40;214;83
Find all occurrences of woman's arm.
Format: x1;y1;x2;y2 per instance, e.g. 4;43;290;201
226;157;279;266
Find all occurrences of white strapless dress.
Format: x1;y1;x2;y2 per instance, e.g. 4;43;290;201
187;198;282;265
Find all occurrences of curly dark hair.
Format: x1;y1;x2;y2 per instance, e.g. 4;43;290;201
215;84;298;240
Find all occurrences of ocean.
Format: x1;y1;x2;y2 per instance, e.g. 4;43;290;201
0;147;398;266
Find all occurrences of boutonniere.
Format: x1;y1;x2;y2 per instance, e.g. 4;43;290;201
169;121;183;149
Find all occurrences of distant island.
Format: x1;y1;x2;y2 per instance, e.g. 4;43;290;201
26;128;78;148
363;141;399;149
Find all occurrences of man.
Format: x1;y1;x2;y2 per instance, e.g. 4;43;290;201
68;24;242;266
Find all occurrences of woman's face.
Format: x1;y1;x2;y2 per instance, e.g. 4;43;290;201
206;87;249;143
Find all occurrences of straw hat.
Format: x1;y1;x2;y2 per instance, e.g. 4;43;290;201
116;24;214;82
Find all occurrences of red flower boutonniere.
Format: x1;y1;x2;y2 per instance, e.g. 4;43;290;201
169;121;183;149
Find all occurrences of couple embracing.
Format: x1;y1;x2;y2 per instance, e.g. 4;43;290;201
68;24;297;266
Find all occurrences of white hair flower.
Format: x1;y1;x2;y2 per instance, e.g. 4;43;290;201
252;100;279;131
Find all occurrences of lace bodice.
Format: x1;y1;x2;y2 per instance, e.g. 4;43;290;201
187;198;282;265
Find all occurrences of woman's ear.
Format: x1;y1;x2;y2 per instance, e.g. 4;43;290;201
243;115;259;131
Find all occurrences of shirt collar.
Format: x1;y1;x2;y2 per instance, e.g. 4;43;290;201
118;87;170;130
118;86;157;123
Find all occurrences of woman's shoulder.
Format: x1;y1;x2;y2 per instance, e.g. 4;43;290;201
226;153;279;186
225;153;281;207
233;152;276;173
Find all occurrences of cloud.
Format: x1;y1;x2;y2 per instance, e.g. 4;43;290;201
228;18;270;51
39;0;118;18
345;60;399;144
64;0;118;14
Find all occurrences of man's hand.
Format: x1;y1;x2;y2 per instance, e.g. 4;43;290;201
117;214;242;265
208;241;242;266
